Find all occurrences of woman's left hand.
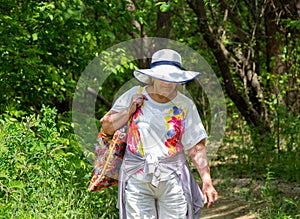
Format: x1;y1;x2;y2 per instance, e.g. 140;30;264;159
188;140;218;208
202;182;218;208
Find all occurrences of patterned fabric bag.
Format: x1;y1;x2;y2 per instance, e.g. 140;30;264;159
88;86;143;192
88;126;127;192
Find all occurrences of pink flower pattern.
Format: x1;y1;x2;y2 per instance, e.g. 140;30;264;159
165;106;186;156
127;107;144;157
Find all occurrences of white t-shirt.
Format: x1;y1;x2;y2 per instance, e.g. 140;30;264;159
111;86;207;160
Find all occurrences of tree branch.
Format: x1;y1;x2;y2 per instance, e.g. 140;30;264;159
217;0;248;41
186;0;269;133
86;87;112;108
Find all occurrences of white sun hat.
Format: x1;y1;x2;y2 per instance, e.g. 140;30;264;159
133;49;200;84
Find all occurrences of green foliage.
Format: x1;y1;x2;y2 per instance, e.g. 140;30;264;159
1;0;299;218
0;0;140;114
257;167;300;219
223;106;300;180
1;1;81;112
216;107;299;218
0;106;118;218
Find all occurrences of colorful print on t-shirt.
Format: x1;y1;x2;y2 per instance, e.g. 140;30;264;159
165;105;186;156
127;107;144;157
127;104;187;158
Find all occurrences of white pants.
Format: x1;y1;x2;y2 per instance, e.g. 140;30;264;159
125;175;187;219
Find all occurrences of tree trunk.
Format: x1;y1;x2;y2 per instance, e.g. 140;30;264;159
265;0;300;112
156;0;172;38
186;0;273;150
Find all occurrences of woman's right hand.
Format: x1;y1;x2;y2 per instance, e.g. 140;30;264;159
128;93;148;117
100;94;147;135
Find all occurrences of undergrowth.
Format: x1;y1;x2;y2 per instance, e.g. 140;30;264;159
0;106;119;219
212;114;300;219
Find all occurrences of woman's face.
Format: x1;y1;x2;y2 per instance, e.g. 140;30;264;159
152;78;177;100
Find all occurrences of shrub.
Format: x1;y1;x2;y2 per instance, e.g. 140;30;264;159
0;106;119;218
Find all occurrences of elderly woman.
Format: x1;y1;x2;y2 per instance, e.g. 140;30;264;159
101;49;218;219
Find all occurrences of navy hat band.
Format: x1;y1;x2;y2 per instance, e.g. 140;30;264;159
150;61;185;70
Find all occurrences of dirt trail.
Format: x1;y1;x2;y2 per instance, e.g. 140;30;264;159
200;194;257;219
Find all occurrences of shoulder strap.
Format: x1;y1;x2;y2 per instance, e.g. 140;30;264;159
137;86;143;94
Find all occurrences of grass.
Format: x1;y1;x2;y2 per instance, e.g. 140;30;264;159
208;127;300;219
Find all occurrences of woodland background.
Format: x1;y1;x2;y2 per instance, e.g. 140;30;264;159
0;0;299;218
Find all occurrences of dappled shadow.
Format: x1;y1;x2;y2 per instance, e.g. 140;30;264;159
200;195;257;219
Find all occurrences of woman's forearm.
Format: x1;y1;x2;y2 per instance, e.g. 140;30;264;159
188;140;212;183
189;140;218;207
100;110;131;135
100;92;147;135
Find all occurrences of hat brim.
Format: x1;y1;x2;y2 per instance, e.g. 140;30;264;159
133;65;200;84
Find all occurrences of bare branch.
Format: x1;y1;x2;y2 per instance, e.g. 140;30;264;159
217;0;248;40
86;87;112;108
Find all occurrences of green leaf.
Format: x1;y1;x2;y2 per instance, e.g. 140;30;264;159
32;33;38;41
283;197;297;206
8;180;25;190
160;2;172;12
0;173;9;180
